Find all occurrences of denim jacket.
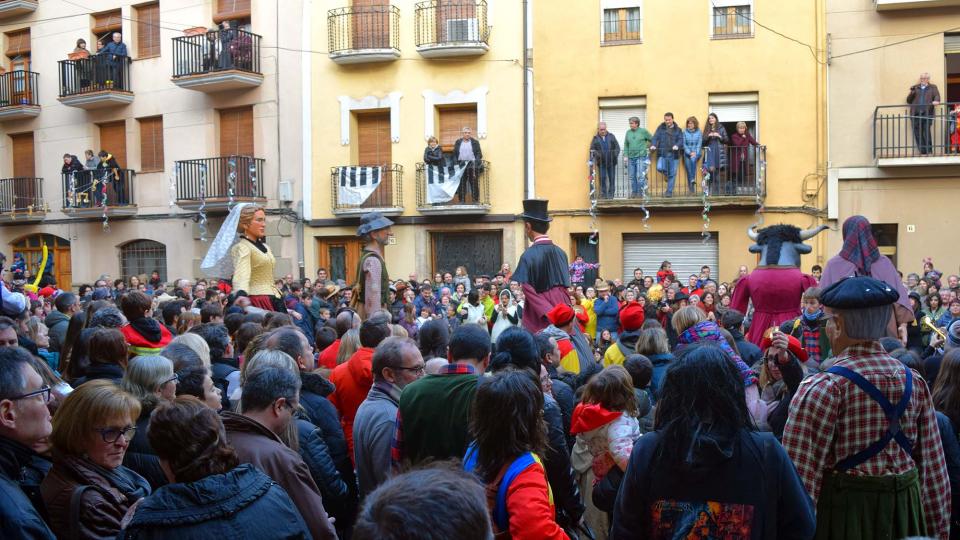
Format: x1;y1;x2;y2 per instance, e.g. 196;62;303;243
683;129;703;159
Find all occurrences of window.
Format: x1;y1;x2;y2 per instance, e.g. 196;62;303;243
138;116;164;172
215;0;251;24
709;93;759;137
93;9;123;46
598;97;647;143
438;105;477;153
136;3;160;58
871;224;898;268
432;230;503;277
98;121;128;168
711;1;752;38
219;106;254;157
5;28;30;72
601;1;642;44
11;132;34;177
120;240;166;282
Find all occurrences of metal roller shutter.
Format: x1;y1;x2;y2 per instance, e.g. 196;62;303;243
599;106;648;142
622;233;719;283
708;102;758;122
946;34;960;54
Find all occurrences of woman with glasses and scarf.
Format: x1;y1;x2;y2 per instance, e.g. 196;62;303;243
41;380;150;539
120;356;177;490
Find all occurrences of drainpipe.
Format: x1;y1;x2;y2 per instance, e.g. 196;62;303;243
299;0;313;279
523;0;534;198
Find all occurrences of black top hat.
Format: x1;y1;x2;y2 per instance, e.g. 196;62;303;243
520;199;552;223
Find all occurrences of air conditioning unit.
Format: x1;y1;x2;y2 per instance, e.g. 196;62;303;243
446;18;479;42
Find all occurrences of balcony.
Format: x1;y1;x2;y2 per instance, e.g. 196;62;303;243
172;29;263;92
0;177;45;222
874;102;960;166
595;146;766;209
57;54;133;109
0;70;40;121
331;164;403;215
414;0;489;58
61;169;137;217
0;0;37;20
328;5;401;64
875;0;960;9
174;156;265;212
415;160;489;214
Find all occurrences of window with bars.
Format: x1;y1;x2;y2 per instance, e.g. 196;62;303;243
602;7;641;44
120;240;166;282
136;2;160;58
712;5;752;38
138;116;164;172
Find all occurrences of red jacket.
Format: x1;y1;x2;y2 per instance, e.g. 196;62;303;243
328;346;374;458
499;459;566;540
317;339;340;369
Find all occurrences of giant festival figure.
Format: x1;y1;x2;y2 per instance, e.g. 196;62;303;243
512;199;572;333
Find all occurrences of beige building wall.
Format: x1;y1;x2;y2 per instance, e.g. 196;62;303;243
827;0;960;274
0;0;305;286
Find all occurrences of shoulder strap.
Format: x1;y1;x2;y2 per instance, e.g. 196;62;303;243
462;443;478;474
494;453;537;532
69;485;95;540
826;365;914;471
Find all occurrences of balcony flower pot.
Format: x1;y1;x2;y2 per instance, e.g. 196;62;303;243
105;80;114;89
67;51;89;60
183;26;208;37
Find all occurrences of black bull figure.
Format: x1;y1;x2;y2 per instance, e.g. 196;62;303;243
748;224;829;267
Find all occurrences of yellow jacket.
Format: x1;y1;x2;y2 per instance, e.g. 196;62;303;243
581;298;597;339
231;239;281;297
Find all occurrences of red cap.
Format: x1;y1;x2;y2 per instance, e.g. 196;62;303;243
38;286;56;298
759;333;808;363
547;303;575;326
619;302;645;331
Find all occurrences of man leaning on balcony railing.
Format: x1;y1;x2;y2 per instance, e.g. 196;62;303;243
453;127;483;204
98;32;127;90
906;72;940;156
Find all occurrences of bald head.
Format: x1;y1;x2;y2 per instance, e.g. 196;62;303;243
335;311;359;337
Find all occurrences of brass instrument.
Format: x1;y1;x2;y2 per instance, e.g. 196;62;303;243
922;316;947;340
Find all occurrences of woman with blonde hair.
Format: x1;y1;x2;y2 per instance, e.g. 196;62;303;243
167;332;211;368
121;355;177;488
336;327;360;366
42;380;150;539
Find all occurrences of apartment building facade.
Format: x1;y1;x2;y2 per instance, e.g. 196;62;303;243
0;0;305;286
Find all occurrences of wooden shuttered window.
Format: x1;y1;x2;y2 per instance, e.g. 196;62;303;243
93;9;123;35
11;132;35;178
438;106;477;152
136;3;160;58
219;106;254;157
139;116;164;172
214;0;251;23
5;28;30;58
99;121;128;168
357;112;391;166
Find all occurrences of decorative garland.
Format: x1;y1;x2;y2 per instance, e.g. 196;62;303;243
227;157;237;209
751;150;767;230
168;163;179;213
100;170;110;232
587;156;599;245
198;163;208;242
700;148;712;242
640;157;651;230
67;171;77;208
247;157;258;197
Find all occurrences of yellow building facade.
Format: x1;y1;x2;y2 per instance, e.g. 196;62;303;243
305;0;527;284
533;0;828;284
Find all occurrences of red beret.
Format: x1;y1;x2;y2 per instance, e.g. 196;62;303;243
619;302;645;331
38;286;56;298
759;333;809;363
547;303;575;326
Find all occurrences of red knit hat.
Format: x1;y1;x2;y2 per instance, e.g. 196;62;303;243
759;332;809;363
619;302;645;331
38;286;56;298
546;303;575;326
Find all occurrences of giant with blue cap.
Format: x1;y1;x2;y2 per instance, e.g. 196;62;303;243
354;211;393;320
356;211;394;237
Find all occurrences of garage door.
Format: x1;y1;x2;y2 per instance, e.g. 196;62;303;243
622;233;719;283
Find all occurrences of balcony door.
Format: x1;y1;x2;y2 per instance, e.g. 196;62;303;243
352;0;390;49
316;236;363;284
5;28;31;105
436;0;478;43
438;105;477;153
10;132;35;211
219;106;255;197
357;111;392;207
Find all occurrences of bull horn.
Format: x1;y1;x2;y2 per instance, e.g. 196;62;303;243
798;224;829;241
746;226;758;241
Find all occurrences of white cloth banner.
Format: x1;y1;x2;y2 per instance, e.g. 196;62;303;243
337;166;382;205
425;162;469;204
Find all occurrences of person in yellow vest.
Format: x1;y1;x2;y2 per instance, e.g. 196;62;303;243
603;302;646;368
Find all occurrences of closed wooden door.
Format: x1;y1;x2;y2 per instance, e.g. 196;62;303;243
56;249;72;289
10;132;35;210
317;236;363;284
356;111;392;207
352;0;390;49
98;121;127;167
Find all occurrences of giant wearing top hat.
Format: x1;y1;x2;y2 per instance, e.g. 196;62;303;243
512;199;572;333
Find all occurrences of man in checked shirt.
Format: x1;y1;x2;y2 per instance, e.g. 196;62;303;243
783;275;950;540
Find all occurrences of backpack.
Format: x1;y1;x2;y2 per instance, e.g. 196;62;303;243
463;444;540;533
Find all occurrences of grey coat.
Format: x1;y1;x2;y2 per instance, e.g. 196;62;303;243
352;382;399;498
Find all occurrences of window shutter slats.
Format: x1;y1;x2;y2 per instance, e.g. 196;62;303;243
139;116;164;171
136;3;160;58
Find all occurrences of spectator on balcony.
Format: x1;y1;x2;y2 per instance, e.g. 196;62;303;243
453;127;483;204
83;149;97;170
73;38;89;56
702;112;728;186
730;122;760;195
218;20;236;70
202;29;220;72
589;122;620;199
61;154;83;176
99;32;128;90
423;136;444;167
623;117;653;198
95;150;126;206
650;112;683;197
682;116;703;195
906;72;940;155
62;154;85;208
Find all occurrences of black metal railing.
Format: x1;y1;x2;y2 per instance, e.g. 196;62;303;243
58;54;131;97
874;102;960;159
0;177;43;213
601;8;642;44
328;5;400;53
415;160;489;208
330;164;403;211
712;6;752;38
414;0;488;48
62;169;135;209
172;29;262;78
593;145;766;201
174;156;265;202
0;71;39;108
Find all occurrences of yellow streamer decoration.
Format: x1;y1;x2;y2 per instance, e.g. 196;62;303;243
23;243;48;294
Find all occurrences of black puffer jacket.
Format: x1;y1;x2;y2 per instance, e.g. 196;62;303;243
296;418;348;506
0;436;55;539
123;398;167;490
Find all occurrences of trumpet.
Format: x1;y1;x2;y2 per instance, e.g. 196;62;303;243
922;316;947;340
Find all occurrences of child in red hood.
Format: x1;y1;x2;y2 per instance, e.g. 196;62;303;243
119;291;172;357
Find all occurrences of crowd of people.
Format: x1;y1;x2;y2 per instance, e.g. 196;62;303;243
2;217;960;539
61;149;126;207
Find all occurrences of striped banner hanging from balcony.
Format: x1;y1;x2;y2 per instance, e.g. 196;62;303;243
425;162;469;204
337;166;382;205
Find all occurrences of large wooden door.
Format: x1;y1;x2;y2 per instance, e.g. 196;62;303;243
352;0;390;49
12;234;71;288
10;132;35;210
316;236;363;284
356;111;392;207
98;121;127;167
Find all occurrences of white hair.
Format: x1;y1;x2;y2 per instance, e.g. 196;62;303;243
837;305;893;340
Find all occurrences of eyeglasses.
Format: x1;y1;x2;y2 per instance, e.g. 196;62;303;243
9;385;52;404
94;426;137;443
392;364;426;376
162;373;179;386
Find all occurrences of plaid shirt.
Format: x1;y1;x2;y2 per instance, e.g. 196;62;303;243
782;342;950;539
390;363;477;468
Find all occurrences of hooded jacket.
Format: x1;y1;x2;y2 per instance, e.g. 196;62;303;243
119;464;310;539
329;346;375;458
44;310;70;354
120;319;173;357
570;403;640;482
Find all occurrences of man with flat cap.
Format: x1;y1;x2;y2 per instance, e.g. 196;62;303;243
354;211;393;320
512;199;572;333
783;276;949;540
